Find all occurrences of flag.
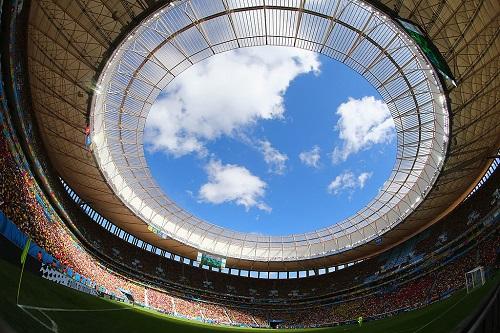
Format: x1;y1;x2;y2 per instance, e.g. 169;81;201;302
20;238;31;264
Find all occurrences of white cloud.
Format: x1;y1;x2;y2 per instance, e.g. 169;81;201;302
327;171;373;195
331;96;394;164
299;145;321;168
259;140;288;175
358;172;372;189
145;47;320;157
328;172;356;195
198;160;270;212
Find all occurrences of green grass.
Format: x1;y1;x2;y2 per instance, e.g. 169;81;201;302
0;258;497;333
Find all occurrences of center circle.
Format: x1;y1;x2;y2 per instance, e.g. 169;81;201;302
144;47;397;235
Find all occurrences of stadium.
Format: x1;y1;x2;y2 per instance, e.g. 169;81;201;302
0;0;498;332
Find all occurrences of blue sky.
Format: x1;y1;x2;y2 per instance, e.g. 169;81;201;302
145;47;396;235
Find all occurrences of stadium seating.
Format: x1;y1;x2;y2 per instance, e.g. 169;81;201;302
1;126;498;327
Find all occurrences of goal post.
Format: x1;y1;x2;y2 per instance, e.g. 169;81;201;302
465;266;485;293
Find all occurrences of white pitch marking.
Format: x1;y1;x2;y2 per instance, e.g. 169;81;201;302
19;304;130;312
17;304;131;333
18;305;58;333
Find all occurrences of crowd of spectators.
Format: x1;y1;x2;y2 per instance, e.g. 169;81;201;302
146;288;174;313
200;302;231;324
267;234;499;328
1;136;141;301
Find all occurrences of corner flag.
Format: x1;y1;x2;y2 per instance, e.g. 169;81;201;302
17;238;31;304
20;238;31;264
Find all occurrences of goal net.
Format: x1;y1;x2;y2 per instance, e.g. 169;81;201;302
465;266;485;293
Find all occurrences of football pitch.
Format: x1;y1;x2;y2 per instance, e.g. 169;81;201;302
0;258;497;333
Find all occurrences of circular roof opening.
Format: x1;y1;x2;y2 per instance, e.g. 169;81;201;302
144;47;397;235
90;0;449;262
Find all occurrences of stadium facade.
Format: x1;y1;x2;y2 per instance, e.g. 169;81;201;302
0;0;499;330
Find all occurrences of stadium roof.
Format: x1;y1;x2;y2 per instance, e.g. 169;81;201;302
27;0;499;270
90;0;448;262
